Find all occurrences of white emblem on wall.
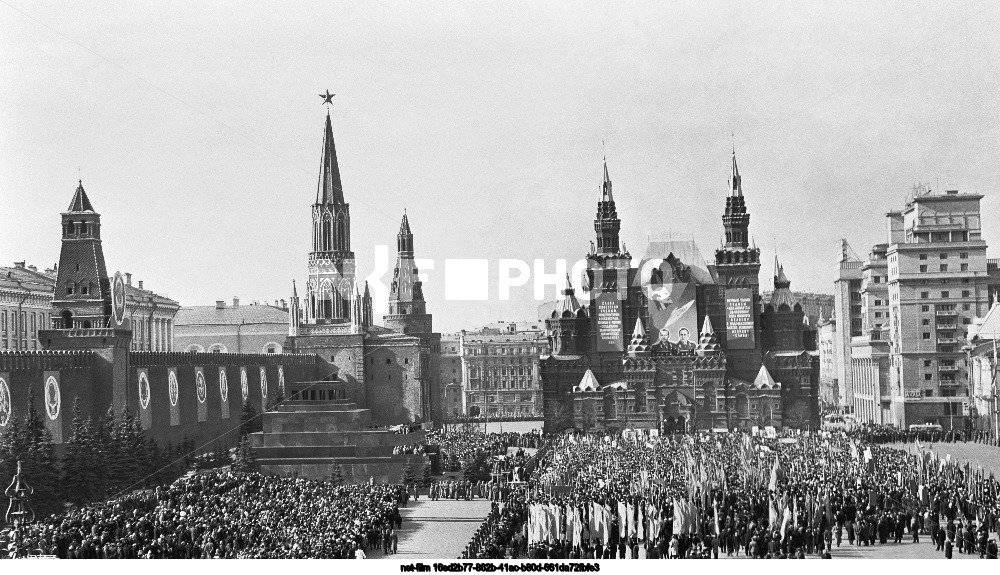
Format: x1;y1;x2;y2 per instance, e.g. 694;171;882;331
138;371;151;410
240;368;249;402
0;377;10;427
196;370;207;404
260;367;268;400
278;366;285;394
219;368;229;403
44;376;61;421
168;370;179;407
112;271;127;327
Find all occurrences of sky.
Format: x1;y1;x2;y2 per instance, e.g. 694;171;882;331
2;1;999;333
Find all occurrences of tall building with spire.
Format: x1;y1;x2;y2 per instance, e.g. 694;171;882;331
383;212;432;335
305;111;355;325
52;181;112;329
711;151;763;382
287;109;441;424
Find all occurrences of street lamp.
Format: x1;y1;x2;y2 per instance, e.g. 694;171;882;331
4;461;35;557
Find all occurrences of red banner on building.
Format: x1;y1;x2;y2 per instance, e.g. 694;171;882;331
595;293;624;352
195;366;207;422
137;368;152;430
219;367;230;420
168;367;180;427
725;288;756;349
42;370;63;443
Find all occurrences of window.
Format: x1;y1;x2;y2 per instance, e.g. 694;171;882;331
940;264;948;272
963;303;971;310
922;319;930;326
941;291;949;298
962;290;970;298
920;265;928;273
921;292;929;299
963;318;972;325
66;284;75;295
81;284;89;295
924;360;932;367
386;358;391;364
923;332;930;340
921;305;930;312
940;253;948;259
924;390;934;397
925;374;933;381
961;264;969;271
919;254;927;260
960;252;968;259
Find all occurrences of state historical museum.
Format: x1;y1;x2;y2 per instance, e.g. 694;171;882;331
540;155;820;433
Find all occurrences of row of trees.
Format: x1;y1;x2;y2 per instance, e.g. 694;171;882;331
0;391;196;518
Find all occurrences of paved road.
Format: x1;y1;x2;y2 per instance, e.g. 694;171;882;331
375;498;492;559
886;441;1000;476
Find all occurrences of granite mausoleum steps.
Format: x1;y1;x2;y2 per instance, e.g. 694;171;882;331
250;399;428;484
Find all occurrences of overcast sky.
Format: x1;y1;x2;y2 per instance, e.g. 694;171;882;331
2;1;998;333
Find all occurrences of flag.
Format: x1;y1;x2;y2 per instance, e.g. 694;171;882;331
768;458;781;491
713;499;720;535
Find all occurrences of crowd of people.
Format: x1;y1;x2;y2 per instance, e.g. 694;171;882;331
11;424;1000;560
461;429;1000;560
849;423;974;445
427;430;543;467
1;472;404;559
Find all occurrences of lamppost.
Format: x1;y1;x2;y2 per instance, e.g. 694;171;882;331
4;461;35;557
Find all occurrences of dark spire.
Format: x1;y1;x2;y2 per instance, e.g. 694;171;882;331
594;158;621;256
731;150;742;197
316;111;344;205
397;211;414;255
68;180;95;212
602;158;613;203
399;209;411;235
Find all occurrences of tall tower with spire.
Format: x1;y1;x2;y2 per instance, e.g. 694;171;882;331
383;212;432;335
305;111;355;325
713;150;763;381
586;159;635;354
51;181;112;329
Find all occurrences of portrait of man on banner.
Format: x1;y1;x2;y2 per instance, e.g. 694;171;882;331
643;256;698;353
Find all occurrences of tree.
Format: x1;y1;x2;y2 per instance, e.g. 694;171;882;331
212;442;231;468
239;401;261;437
329;463;345;487
62;398;99;506
231;435;258;473
420;464;433;488
266;386;284;412
401;464;416;486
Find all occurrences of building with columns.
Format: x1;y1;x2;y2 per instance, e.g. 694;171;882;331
0;262;57;351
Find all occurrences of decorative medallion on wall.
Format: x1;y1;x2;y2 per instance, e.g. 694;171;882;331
168;370;179;407
44;376;61;420
138;371;151;409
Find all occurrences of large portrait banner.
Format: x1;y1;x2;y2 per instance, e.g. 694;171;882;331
643;259;698;353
